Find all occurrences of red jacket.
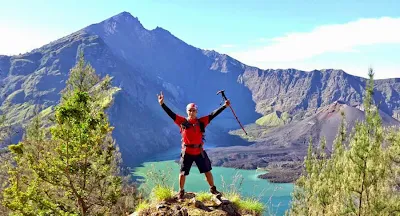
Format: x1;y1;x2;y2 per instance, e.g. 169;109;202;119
174;115;209;155
161;103;226;155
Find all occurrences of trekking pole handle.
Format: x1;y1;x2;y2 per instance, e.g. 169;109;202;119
216;90;228;101
216;90;248;135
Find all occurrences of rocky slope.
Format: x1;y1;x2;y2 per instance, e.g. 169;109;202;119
241;68;400;122
0;32;177;165
207;101;400;182
0;11;399;169
0;12;259;167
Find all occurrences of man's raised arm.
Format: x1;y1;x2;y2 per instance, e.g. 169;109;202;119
161;103;177;121
208;100;230;121
158;91;177;121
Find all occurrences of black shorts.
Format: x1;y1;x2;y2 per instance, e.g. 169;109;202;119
180;151;212;176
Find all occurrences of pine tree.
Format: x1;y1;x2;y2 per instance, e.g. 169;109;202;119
344;68;390;215
288;137;316;215
0;115;12;214
386;126;400;213
3;53;124;215
325;111;349;215
288;68;400;215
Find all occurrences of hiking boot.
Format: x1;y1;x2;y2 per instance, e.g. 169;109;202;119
210;186;222;196
178;189;185;199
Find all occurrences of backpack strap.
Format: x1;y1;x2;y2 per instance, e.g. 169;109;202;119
199;120;205;133
180;118;206;145
180;118;205;133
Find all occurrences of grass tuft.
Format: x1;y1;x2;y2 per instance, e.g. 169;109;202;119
237;197;265;215
225;191;241;205
225;191;265;215
196;191;212;202
135;200;150;213
151;185;174;202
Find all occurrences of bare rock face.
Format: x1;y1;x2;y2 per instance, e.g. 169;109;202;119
1;11;400;171
207;101;400;183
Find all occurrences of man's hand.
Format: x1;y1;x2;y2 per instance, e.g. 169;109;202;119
157;91;164;105
224;99;230;107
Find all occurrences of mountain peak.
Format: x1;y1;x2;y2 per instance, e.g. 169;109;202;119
84;11;147;37
151;26;173;36
110;11;137;21
116;11;133;17
85;11;144;34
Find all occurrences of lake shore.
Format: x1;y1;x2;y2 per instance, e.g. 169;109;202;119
135;145;303;184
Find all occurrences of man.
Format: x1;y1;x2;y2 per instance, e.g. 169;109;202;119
157;91;230;199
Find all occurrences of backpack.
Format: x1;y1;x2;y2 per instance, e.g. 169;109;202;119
180;118;206;142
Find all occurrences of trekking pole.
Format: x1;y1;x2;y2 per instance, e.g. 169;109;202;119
216;90;248;135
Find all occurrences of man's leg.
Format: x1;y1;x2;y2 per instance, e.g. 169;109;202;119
204;171;214;187
195;151;222;195
178;152;193;199
205;171;221;195
179;172;186;191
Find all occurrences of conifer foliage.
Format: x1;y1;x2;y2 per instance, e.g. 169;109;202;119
2;53;129;215
288;68;400;215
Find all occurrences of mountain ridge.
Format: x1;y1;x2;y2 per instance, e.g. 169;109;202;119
207;101;400;180
0;11;399;169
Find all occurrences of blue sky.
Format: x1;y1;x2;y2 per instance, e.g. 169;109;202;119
1;0;399;79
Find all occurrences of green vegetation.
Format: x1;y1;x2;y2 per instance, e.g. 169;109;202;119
219;172;267;216
0;114;12;215
236;197;266;215
255;110;291;127
196;191;213;202
288;68;400;215
1;53;137;215
281;111;291;123
222;190;265;215
256;111;285;126
2;102;36;125
224;191;241;204
135;200;150;213
152;185;174;202
38;105;53;117
230;110;292;142
133;163;268;215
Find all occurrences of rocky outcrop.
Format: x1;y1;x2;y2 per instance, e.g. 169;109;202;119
131;192;254;216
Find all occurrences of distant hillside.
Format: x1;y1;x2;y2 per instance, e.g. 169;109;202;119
207;101;400;176
0;11;399;168
241;68;400;122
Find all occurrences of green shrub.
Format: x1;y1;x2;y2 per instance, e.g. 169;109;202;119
135;200;150;213
151;185;174;202
237;197;265;215
196;191;212;202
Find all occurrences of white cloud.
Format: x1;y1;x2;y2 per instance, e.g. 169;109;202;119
0;21;68;55
229;17;400;63
251;38;273;43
